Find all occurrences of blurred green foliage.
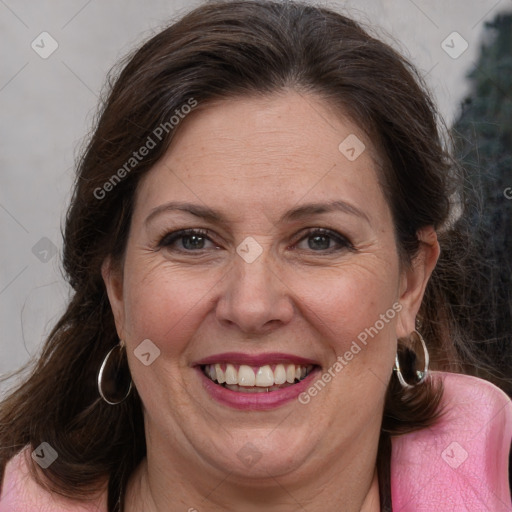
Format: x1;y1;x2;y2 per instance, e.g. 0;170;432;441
451;13;512;388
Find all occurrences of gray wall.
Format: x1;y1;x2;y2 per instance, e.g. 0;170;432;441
1;0;510;385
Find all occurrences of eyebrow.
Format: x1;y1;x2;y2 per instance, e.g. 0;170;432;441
144;199;370;227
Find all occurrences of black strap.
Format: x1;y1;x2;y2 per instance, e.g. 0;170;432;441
377;431;393;512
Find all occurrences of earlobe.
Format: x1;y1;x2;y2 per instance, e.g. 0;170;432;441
101;256;125;339
396;226;440;338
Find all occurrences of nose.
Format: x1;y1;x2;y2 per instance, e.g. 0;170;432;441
215;250;294;335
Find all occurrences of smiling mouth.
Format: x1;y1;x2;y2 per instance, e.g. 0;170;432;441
201;363;315;393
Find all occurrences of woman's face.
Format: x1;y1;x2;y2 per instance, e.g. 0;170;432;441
104;91;431;485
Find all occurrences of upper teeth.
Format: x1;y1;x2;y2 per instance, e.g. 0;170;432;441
204;363;312;387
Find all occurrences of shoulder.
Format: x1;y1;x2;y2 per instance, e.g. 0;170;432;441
0;447;107;512
391;371;512;511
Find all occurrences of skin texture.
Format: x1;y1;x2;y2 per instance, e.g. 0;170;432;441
102;90;439;512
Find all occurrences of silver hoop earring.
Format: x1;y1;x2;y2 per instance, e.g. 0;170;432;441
98;341;133;405
394;330;429;389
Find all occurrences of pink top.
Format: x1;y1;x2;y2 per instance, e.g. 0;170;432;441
1;372;511;511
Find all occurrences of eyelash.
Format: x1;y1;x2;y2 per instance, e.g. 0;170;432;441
157;228;354;254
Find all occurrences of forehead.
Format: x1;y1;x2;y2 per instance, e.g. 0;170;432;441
134;91;388;225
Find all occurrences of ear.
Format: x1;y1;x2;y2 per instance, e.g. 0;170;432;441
101;256;126;340
396;226;440;338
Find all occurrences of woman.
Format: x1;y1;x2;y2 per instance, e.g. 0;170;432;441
0;1;510;510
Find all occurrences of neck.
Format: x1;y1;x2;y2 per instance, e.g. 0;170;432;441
124;431;382;512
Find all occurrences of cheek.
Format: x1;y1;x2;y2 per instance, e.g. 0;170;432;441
291;260;400;373
305;264;398;331
121;259;220;358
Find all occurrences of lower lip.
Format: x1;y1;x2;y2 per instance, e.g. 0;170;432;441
196;366;321;410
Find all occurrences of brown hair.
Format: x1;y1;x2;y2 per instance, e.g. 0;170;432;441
0;1;498;510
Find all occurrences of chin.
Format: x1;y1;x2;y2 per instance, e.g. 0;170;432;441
198;428;317;481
